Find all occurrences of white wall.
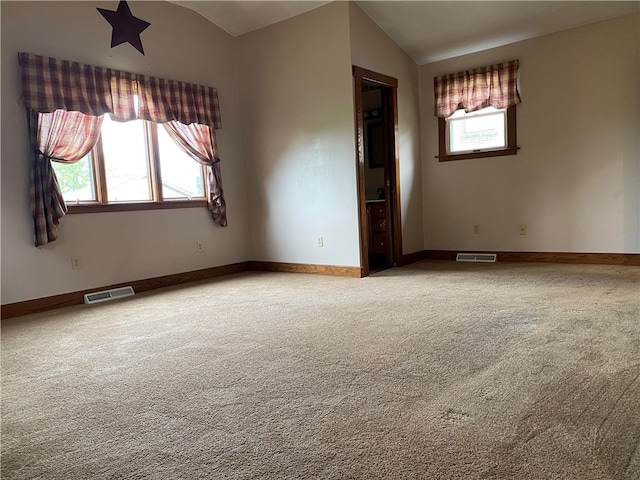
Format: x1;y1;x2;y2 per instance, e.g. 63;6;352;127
236;2;360;266
1;1;250;304
348;2;424;256
420;13;640;253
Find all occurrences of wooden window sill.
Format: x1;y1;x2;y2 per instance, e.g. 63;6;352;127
65;200;208;214
437;147;519;162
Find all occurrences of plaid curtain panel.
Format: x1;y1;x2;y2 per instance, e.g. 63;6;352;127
18;52;138;121
162;122;227;227
30;111;104;246
434;60;521;119
18;52;222;128
138;77;221;129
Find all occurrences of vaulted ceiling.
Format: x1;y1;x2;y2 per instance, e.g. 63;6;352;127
170;1;639;65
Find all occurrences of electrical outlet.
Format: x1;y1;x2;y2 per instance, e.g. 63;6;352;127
71;257;81;270
317;236;324;248
196;241;204;252
519;224;527;235
473;224;480;234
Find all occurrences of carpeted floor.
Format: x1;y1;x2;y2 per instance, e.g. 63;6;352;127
2;260;639;479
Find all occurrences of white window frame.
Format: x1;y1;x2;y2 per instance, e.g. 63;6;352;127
446;107;507;155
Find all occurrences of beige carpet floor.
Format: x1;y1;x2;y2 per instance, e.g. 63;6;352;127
2;260;639;479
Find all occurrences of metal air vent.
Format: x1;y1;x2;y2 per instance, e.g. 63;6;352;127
456;253;497;263
84;286;135;304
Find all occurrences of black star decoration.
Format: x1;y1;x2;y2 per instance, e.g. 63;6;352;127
97;1;150;55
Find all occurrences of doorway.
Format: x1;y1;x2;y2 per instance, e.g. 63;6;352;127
353;66;402;277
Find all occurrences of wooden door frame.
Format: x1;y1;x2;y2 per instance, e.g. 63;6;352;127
353;66;402;277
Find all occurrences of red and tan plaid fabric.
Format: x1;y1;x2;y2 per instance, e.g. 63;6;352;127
19;52;138;121
138;77;221;129
163;121;227;227
30;110;104;246
434;60;521;119
18;52;221;128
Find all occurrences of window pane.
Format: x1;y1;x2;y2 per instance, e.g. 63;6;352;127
448;107;506;153
101;116;151;202
52;154;96;202
157;126;205;199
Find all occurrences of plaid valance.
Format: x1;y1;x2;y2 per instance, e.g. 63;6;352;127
18;52;221;129
434;60;521;119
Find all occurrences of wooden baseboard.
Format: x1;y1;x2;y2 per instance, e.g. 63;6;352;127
1;262;251;320
1;261;362;320
423;250;640;266
3;253;636;320
399;250;427;266
249;261;363;278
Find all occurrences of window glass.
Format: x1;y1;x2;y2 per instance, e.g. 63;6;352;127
52;154;96;202
157;126;205;199
448;107;506;154
101;115;151;202
52;116;210;208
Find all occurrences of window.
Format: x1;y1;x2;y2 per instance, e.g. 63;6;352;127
19;52;226;246
52;116;207;212
437;105;518;162
434;60;521;162
448;107;505;153
156;124;206;200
